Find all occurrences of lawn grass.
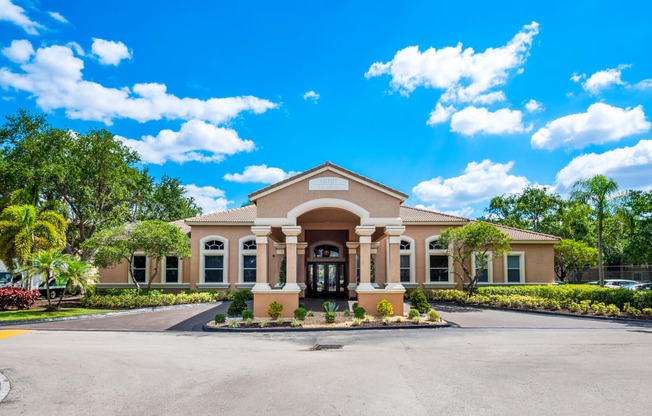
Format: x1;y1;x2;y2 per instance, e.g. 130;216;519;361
0;308;119;322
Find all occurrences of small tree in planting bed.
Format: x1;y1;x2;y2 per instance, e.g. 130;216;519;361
554;239;598;282
85;220;191;292
439;222;512;294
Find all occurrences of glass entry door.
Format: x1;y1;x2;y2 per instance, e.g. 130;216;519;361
307;262;345;297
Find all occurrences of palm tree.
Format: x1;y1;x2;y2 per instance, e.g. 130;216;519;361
19;250;71;311
0;204;67;274
55;258;97;309
571;175;619;287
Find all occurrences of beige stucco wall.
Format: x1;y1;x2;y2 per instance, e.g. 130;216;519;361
255;170;402;219
97;256;190;285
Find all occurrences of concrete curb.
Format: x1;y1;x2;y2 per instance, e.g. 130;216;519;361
202;322;451;333
0;371;9;404
431;301;652;325
0;302;223;327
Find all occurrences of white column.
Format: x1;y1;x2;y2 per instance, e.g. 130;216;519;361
281;225;302;293
297;242;308;291
251;225;272;292
355;225;376;291
346;242;359;292
385;225;406;291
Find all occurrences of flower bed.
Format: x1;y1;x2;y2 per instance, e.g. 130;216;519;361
81;288;235;309
430;288;652;319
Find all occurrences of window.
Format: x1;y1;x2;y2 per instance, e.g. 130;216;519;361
132;255;147;283
400;255;411;282
240;237;257;284
314;244;339;258
399;240;411;250
504;252;524;283
474;253;490;283
429;255;448;282
164;256;180;283
201;236;228;284
425;235;451;284
242;240;256;250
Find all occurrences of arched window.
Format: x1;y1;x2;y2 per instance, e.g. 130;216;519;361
399;237;415;284
200;236;228;284
314;244;339;258
425;235;452;284
239;236;257;285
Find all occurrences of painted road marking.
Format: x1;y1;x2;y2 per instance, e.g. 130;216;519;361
0;330;34;340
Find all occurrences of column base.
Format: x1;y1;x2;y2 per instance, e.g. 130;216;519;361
356;291;405;317
253;291;299;318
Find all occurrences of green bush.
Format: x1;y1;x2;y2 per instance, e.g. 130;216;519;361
241;310;254;320
259;320;268;328
352;317;361;326
245;318;254;326
307;310;315;317
322;301;339;313
408;308;420;319
299;302;306;310
343;310;350;317
412;316;421;324
325;311;336;323
383;316;390;325
81;290;222;309
623;302;641;317
214;313;226;323
606;304;620;316
291;319;301;327
642;308;652;316
352;302;358;310
228;320;239;328
293;307;307;320
353;306;366;319
410;289;430;313
427;310;440;322
268;301;283;319
228;289;250;316
377;299;393;316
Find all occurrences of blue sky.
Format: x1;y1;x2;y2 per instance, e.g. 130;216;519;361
1;0;651;217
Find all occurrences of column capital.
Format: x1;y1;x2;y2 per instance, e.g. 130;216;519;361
281;225;302;237
384;225;406;236
355;225;376;237
346;242;360;249
251;225;272;237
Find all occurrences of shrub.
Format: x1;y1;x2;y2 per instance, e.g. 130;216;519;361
299;302;306;310
291;319;301;327
245;318;254;326
544;299;561;310
259;319;268;327
322;301;339;313
241;310;254;320
214;313;226;323
364;315;372;323
276;318;284;325
0;288;40;310
623;302;641;317
408;308;420;319
427;310;440;322
352;302;358;310
293;307;307;320
228;320;239;328
591;302;607;315
383;316;390;325
325;311;336;323
410;289;430;313
396;316;402;323
228;289;250;316
352;318;361;326
606;304;620;316
268;301;283;318
343;310;350;317
412;316;421;324
353;306;366;319
377;299;393;316
307;310;315;317
642;308;652;316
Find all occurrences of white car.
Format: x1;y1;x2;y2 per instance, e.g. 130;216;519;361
586;279;640;288
0;271;12;289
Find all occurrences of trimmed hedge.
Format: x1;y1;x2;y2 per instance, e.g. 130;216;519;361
81;290;225;309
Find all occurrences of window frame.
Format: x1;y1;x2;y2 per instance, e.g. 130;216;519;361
386;236;415;286
161;256;183;284
472;252;493;284
130;252;149;284
199;235;229;286
424;235;454;286
238;235;257;288
503;251;525;284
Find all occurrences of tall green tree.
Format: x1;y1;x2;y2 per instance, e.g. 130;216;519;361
143;175;202;221
85;220;192;291
439;222;512;294
0;205;67;272
55;258;97;309
620;190;652;265
484;187;564;233
554;239;598;282
571;175;619;287
19;249;71;311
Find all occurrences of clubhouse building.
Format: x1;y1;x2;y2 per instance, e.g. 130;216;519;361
98;162;560;316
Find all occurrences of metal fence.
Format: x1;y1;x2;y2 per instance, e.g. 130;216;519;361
568;265;652;283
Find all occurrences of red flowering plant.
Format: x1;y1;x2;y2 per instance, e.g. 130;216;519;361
0;287;41;310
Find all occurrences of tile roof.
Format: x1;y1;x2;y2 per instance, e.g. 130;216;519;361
247;161;409;201
170;203;559;242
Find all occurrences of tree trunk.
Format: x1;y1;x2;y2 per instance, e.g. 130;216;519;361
598;212;604;287
55;282;68;310
128;255;140;292
45;271;55;311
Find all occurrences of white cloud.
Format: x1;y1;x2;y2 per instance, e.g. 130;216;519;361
365;22;539;104
0;0;43;35
0;43;277;125
303;90;319;103
450;106;530;136
2;39;34;63
184;184;230;214
412;160;529;208
531;103;650;150
524;99;543;113
48;11;67;23
574;65;630;94
224;164;297;184
555;139;652;190
414;204;474;218
117;119;255;164
91;38;132;66
634;79;652;90
427;102;456;125
570;72;584;83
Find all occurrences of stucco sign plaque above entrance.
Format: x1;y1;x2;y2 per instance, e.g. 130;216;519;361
309;177;349;191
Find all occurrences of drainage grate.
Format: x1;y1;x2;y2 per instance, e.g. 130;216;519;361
310;344;343;351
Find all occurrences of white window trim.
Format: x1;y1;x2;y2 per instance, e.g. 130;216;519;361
425;235;453;284
199;235;229;284
130;251;149;284
238;235;257;288
161;256;183;284
472;252;493;284
385;236;416;286
503;251;525;284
